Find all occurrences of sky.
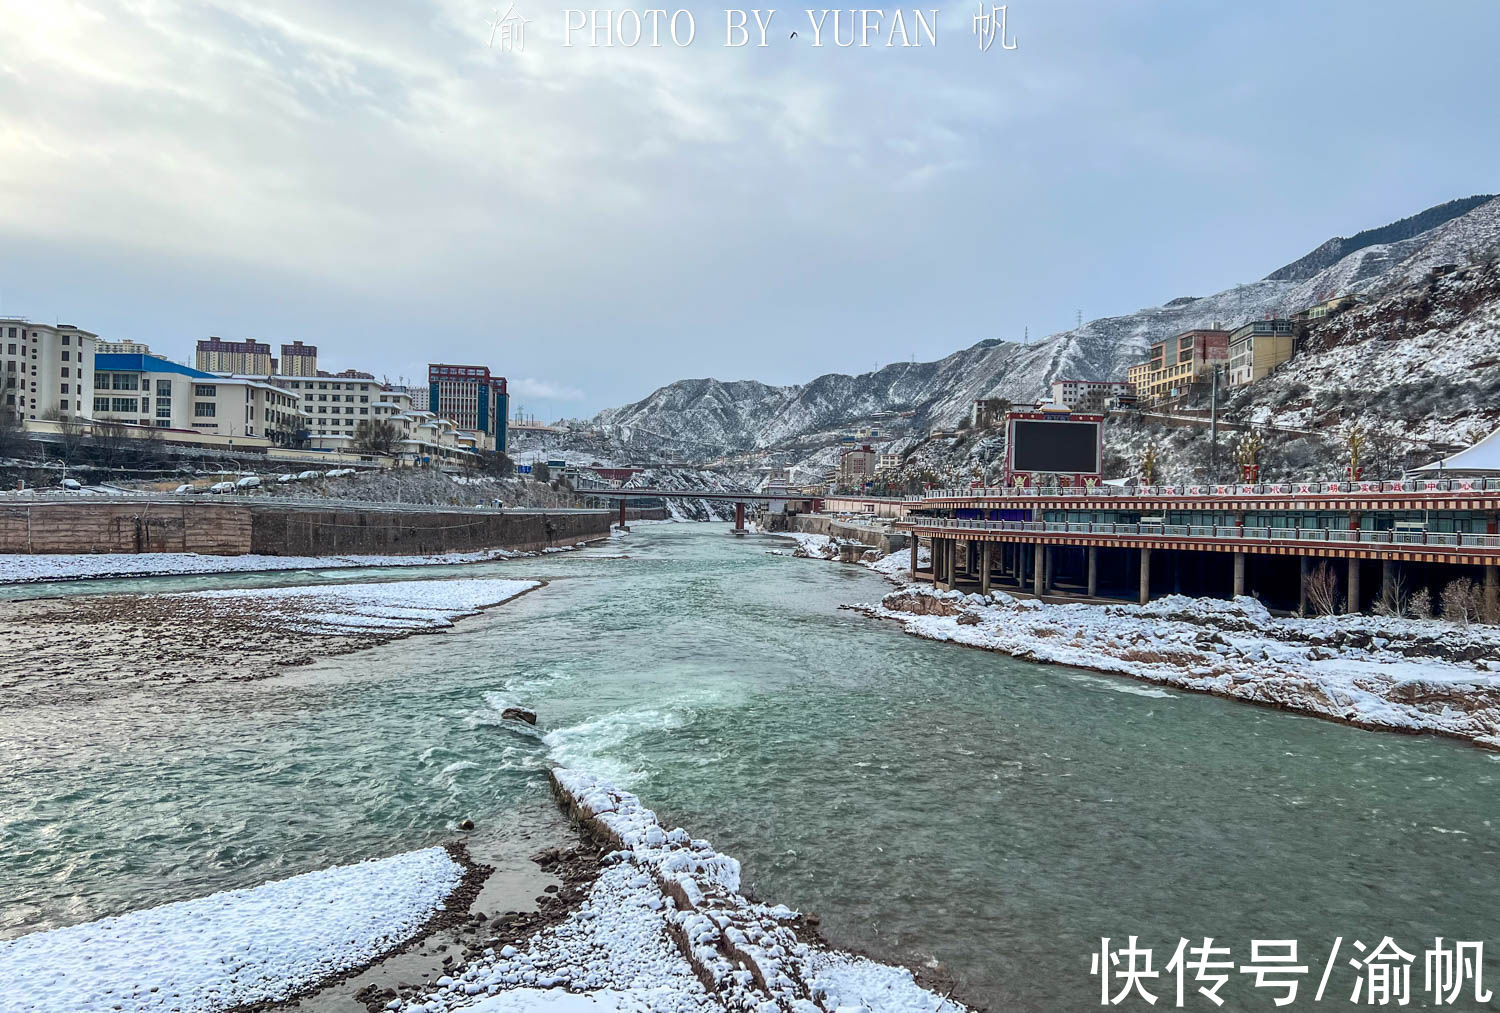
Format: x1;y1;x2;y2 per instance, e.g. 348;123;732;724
0;1;1496;421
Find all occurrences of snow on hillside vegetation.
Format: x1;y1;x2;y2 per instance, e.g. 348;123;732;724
1226;256;1500;450
593;195;1500;461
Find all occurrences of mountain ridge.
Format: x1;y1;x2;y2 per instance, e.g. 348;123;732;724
593;194;1500;459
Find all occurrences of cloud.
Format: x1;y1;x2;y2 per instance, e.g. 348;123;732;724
510;376;586;401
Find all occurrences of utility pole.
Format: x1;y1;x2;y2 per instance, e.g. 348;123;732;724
1210;365;1220;483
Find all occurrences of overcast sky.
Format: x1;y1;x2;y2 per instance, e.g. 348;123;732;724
1;1;1496;419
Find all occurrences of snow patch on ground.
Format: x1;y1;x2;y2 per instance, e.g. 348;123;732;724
396;770;967;1013
858;587;1500;745
0;546;558;586
170;578;541;635
0;848;463;1013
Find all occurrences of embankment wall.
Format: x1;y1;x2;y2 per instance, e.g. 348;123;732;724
788;513;908;554
0;502;664;556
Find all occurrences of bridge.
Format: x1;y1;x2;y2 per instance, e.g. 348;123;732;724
574;486;819;535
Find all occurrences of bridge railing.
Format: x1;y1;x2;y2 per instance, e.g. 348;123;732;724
921;476;1500;501
902;516;1499;552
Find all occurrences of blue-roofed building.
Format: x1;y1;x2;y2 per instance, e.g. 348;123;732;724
91;353;301;441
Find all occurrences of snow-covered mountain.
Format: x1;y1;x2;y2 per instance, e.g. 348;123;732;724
593;194;1500;458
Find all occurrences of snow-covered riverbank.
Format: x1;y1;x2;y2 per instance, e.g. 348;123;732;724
0;848;468;1013
854;584;1500;748
0;542;597;586
388;768;967;1013
0;768;967;1013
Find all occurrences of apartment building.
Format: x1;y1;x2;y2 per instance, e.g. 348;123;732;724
1;319;96;421
280;341;318;377
1050;379;1132;412
196;337;274;375
1127;328;1230;402
1226;319;1295;386
839;444;878;485
92;354;300;439
96;340;151;355
262;373;385;439
428;364;508;452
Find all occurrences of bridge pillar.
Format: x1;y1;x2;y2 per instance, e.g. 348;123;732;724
1032;542;1044;598
980;541;992;596
734;501;746;535
937;538;953;591
1139;547;1152;605
1087;546;1098;598
618;498;629;531
910;536;919;579
1233;552;1246;598
1346;557;1361;614
1298;556;1310;616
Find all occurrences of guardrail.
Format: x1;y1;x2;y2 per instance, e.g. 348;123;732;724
915;477;1499;501
0;492;612;516
901;516;1500;550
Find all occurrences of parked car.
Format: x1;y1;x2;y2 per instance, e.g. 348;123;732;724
277;474;295;483
236;475;262;489
59;478;82;491
209;481;235;494
326;468;355;478
296;470;322;481
174;483;195;494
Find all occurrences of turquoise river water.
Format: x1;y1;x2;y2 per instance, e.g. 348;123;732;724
2;524;1498;1010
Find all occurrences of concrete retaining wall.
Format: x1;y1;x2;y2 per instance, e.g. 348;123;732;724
789;513;908;554
0;501;662;556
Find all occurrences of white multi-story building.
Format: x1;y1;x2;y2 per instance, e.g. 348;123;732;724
92;354;300;440
254;373;384;439
1050;380;1131;412
1;319;96;421
96;340;151;355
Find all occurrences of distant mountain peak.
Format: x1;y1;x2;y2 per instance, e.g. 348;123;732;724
1265;194;1496;282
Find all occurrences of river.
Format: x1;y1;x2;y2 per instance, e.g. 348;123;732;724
2;523;1497;1010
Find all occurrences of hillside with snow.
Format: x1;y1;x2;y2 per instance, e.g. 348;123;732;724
593;194;1500;462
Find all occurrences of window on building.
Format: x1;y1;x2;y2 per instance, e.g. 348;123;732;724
111;374;137;391
62;335;70;345
194;402;216;417
61;350;70;362
194;384;216;397
61;368;69;379
60;384;69;394
157;380;172;396
110;397;138;413
94;374;111;390
94;397;110;413
156;404;171;418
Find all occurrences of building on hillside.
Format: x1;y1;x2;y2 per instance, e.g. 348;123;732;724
878;452;902;472
1050;380;1132;413
1129;328;1231;403
1226;319;1295;386
196;337;273;375
1292;294;1360;324
92;354;300;440
1;319;97;421
839;444;878;486
427;363;508;452
972;398;1010;429
96;340;151;355
280;341;318;377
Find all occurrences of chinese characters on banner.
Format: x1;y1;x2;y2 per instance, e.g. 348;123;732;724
1090;937;1492;1007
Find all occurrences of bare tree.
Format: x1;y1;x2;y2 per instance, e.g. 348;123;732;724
1304;562;1342;616
1440;579;1480;625
1409;586;1434;620
1374;569;1411;618
352;418;398;456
